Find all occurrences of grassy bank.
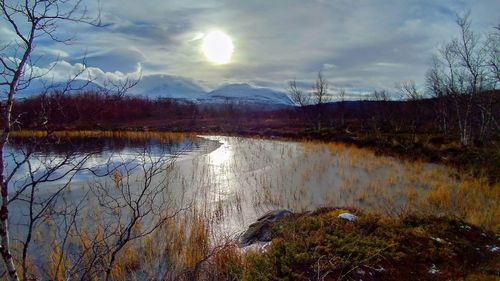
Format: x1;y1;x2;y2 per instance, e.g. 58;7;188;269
9;130;197;143
197;127;499;184
230;208;499;281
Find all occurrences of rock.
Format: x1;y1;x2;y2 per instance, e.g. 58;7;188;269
338;212;357;221
238;209;292;247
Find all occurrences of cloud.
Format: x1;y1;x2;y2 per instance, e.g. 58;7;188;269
2;0;499;95
0;26;17;44
71;48;146;73
29;60;141;85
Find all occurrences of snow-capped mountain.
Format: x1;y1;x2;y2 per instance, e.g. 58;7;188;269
16;75;294;108
130;74;206;100
200;83;293;106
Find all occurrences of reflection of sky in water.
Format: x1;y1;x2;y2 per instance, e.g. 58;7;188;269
6;135;451;240
4;137;211;191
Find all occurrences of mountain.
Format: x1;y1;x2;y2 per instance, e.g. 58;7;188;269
130;74;206;100
16;76;294;108
15;80;104;99
129;77;293;108
199;83;293;107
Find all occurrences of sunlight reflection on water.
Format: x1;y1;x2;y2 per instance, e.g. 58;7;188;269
203;137;236;203
207;140;232;167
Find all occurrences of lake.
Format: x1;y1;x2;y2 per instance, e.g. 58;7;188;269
7;134;455;237
5;132;496;279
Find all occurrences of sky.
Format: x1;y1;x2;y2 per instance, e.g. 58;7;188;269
1;0;499;96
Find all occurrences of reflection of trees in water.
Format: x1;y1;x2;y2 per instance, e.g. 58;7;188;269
5;135;208;280
8;137;204;156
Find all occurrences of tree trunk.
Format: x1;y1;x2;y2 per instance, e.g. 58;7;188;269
0;146;19;281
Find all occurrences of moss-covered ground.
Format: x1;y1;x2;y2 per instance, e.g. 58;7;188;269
235;208;499;281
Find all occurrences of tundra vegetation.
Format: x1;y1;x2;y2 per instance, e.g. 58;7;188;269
4;134;499;280
0;0;498;280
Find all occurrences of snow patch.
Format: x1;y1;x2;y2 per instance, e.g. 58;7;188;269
338;213;357;221
201;83;293;106
428;264;439;274
430;237;445;243
460;224;472;231
487;245;499;253
374;266;385;273
240;241;271;254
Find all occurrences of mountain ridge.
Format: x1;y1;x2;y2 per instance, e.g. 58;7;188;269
18;75;294;107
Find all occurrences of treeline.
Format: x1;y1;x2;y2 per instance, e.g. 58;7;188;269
289;13;500;148
12;91;291;131
322;90;500;146
13;92;194;129
13;89;499;140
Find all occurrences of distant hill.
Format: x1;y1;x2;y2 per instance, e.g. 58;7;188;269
200;83;293;107
18;76;294;108
130;74;206;100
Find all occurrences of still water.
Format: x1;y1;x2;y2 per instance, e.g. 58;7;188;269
6;134;451;239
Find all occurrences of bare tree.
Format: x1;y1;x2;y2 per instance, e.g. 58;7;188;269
371;89;390;102
369;90;391;140
481;24;500;135
427;12;499;146
426;58;451;136
0;1;104;279
287;72;331;131
91;150;186;281
287;79;311;129
8;138;196;280
396;80;425;140
312;72;330;131
337;88;346;127
486;25;500;87
397;80;424;101
287;79;310;107
12;144;92;280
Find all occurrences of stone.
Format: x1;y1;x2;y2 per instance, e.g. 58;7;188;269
238;209;293;247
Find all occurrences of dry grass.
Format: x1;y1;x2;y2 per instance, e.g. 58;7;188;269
14;134;500;280
48;241;65;281
245;139;500;231
9;130;196;143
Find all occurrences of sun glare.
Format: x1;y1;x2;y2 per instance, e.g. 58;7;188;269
202;31;234;64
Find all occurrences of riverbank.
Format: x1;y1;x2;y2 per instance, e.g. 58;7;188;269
219;208;499;281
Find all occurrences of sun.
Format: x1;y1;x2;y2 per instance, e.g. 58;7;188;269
202;31;234;64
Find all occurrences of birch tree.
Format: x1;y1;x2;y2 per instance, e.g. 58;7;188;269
312;72;330;131
426;12;498;146
0;1;101;279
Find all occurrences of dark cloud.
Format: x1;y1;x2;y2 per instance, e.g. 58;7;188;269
109;19;192;46
70;48;145;73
